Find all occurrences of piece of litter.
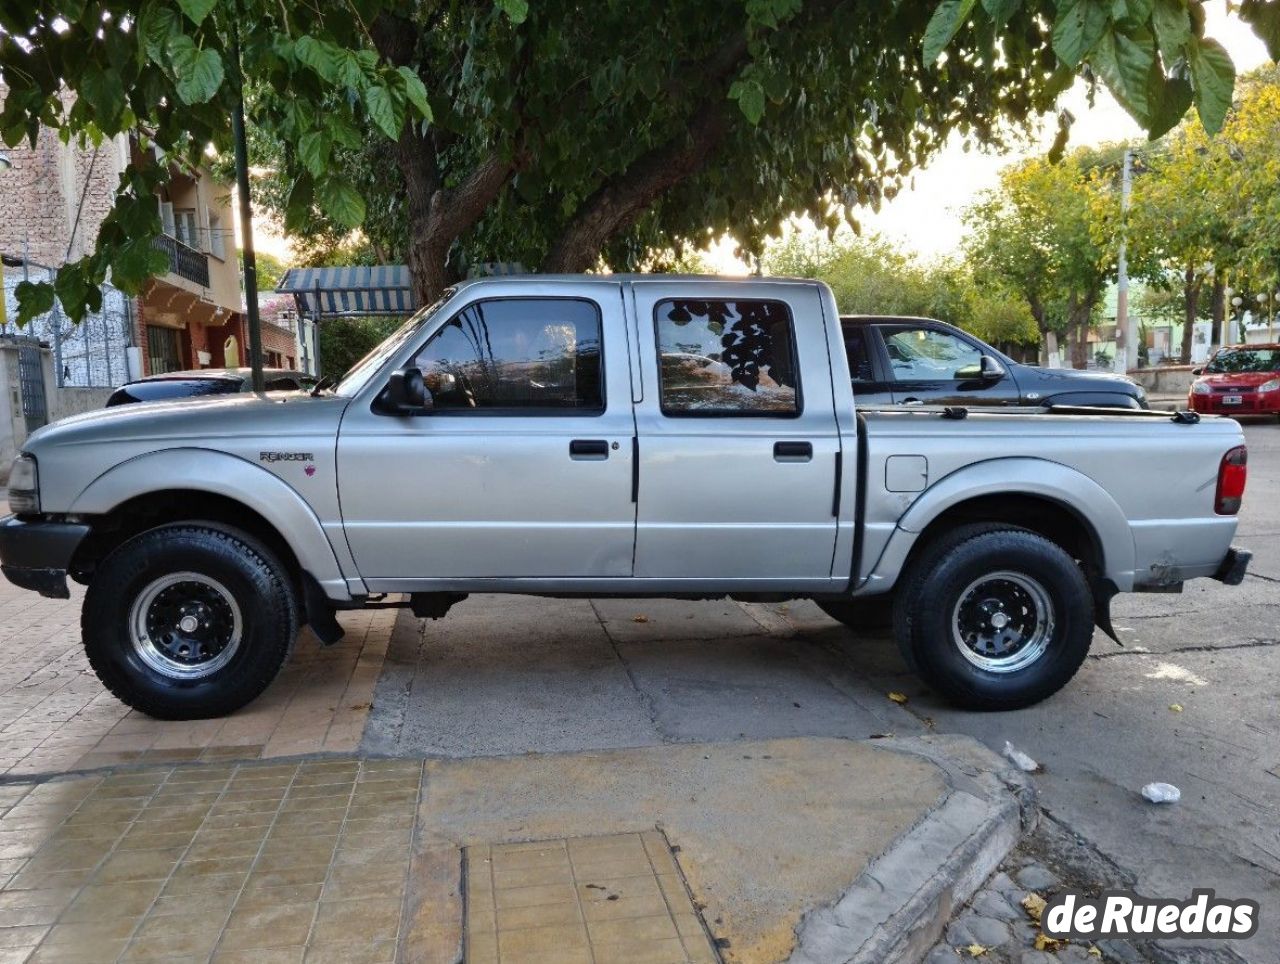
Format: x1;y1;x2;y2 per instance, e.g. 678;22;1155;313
1142;782;1181;804
1022;893;1047;922
1003;741;1041;773
1088;948;1102;958
1169;703;1183;712
1035;933;1065;951
887;691;908;704
632;615;649;623
966;944;989;958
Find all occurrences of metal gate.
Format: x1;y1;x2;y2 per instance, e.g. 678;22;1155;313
16;341;47;434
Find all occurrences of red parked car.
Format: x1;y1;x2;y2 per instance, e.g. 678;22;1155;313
1189;345;1280;419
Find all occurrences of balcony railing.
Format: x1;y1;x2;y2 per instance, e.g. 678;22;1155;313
152;234;211;288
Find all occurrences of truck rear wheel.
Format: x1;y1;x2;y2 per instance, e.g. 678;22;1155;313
83;523;297;720
893;525;1093;710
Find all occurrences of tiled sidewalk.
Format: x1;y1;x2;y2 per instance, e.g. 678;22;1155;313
0;757;422;962
0;580;396;777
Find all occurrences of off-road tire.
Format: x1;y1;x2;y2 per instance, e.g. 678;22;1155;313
83;523;297;720
892;524;1093;710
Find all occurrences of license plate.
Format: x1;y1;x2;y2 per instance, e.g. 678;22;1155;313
1221;395;1243;405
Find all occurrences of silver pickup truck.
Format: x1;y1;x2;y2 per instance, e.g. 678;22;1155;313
0;277;1252;719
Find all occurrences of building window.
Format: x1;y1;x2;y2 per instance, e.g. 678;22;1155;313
654;299;799;416
146;325;183;375
208;211;226;259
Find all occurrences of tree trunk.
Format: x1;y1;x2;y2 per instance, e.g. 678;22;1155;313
1043;330;1059;368
1180;265;1202;364
1209;274;1226;349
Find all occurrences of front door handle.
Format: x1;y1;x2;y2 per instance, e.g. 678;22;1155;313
902;397;923;406
773;441;813;462
570;439;610;460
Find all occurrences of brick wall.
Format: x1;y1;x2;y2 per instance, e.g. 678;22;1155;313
261;321;297;368
0;89;127;266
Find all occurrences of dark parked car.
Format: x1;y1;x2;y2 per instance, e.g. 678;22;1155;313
106;368;319;407
841;316;1147;409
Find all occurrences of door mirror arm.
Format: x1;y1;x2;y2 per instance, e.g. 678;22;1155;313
384;367;433;414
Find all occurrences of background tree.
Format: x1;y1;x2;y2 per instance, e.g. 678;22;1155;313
963;149;1117;367
3;0;1273;325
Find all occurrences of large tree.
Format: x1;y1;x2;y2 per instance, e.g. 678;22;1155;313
2;0;1276;323
963;148;1119;367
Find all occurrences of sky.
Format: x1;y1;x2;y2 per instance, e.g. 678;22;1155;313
706;2;1273;271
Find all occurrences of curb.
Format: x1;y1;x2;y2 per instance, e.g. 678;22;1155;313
788;734;1037;964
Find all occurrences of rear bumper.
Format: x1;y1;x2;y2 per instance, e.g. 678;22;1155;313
1212;546;1252;586
0;515;90;599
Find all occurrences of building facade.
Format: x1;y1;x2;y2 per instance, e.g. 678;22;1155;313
0;114;301;382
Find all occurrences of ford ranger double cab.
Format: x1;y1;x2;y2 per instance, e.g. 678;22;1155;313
0;277;1252;719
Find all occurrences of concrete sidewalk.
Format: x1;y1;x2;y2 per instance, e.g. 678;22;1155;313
0;735;1032;964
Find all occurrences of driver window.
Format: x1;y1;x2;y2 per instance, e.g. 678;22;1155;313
883;327;982;381
410;298;604;412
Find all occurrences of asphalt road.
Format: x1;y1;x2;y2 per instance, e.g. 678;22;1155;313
365;420;1279;962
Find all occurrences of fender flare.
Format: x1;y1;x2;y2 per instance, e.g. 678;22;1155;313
69;448;357;601
864;457;1137;594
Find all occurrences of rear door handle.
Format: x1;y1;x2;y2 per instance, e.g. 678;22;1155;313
773;441;813;462
570;439;610;459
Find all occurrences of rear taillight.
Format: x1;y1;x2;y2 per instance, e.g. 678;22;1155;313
1215;446;1248;515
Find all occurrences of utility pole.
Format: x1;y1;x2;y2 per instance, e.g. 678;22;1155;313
1114;148;1134;374
231;24;265;394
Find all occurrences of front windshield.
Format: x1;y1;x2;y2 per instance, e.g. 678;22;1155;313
1205;348;1280;374
332;289;456;397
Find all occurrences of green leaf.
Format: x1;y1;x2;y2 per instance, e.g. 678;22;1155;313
336;50;366;89
1091;29;1156;127
923;0;978;62
294;35;339;84
53;266;91;322
396;66;433;121
981;0;1022;26
495;0;529;23
730;79;766;124
80;66;126;129
168;36;225;104
1053;0;1111;67
1240;0;1280;60
139;4;181;62
298;129;331;177
176;0;218;26
14;281;55;327
1188;36;1235;133
284;174;314;234
316;177;366;228
363;85;403;139
326;113;363;150
1150;0;1191;62
1147;73;1193;138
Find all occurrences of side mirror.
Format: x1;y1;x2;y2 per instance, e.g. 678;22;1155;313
979;355;1006;382
385;367;432;413
1192;368;1204;376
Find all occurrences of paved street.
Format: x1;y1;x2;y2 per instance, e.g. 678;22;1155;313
0;421;1274;962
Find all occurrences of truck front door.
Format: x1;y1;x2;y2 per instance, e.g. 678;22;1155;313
336;285;636;586
628;281;841;588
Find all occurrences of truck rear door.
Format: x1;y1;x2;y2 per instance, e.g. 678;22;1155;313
627;280;841;587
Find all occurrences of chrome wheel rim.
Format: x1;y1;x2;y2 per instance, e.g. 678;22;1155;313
129;572;243;680
951;571;1053;674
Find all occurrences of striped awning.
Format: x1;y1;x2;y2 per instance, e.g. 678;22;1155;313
277;265;418;319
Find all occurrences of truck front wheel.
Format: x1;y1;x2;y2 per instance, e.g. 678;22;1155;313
83;523;298;720
893;526;1093;710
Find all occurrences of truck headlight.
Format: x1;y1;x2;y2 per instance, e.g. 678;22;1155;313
1192;381;1212;395
7;455;39;515
1257;378;1280;393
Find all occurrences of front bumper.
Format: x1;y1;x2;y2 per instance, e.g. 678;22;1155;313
1212;546;1252;586
0;515;90;599
1189;393;1280;415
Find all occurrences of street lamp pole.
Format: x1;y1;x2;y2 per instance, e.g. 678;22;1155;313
1114;148;1134;374
230;23;265;394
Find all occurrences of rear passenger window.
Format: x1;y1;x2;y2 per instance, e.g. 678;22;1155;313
654;299;799;416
